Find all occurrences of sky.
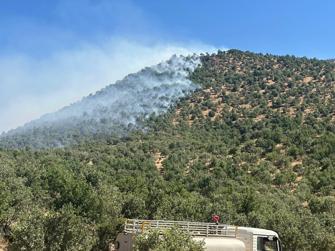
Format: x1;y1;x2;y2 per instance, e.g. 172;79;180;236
0;0;334;133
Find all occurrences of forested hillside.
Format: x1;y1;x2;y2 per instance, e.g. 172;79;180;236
0;55;200;148
0;50;334;250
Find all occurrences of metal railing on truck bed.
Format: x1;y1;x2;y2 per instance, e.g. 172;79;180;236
124;219;237;238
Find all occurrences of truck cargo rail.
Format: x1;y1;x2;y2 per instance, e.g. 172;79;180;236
124;219;237;238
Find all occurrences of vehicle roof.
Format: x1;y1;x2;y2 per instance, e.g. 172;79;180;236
238;226;279;236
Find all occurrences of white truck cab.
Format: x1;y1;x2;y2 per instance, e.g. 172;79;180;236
114;219;282;251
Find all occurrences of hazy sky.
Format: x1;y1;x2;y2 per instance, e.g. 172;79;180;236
0;0;334;132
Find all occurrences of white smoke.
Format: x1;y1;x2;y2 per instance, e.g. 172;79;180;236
0;38;217;133
0;53;207;148
29;54;201;127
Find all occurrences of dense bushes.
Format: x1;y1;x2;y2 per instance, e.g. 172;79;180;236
0;50;334;250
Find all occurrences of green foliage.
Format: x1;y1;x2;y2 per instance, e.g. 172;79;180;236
10;206;97;251
44;205;97;251
0;50;335;250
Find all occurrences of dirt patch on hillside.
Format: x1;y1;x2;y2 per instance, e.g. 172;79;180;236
291;160;303;167
303;76;313;84
0;239;8;251
201;109;210;117
254;114;266;122
267;79;275;85
154;152;166;174
172;108;181;126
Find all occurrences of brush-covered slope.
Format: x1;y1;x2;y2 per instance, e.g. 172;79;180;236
0;55;200;148
0;50;334;250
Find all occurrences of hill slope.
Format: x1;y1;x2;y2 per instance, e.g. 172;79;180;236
0;55;200;148
0;50;334;250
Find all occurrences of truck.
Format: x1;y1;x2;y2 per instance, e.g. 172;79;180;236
114;219;282;251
